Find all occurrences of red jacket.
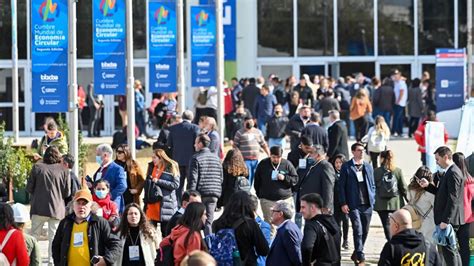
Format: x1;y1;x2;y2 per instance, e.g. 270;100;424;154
414;118;448;153
0;227;30;266
160;225;203;266
92;193;119;220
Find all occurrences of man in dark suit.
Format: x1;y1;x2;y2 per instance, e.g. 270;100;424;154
420;146;465;266
339;142;375;265
286;106;311;151
300;112;329;152
327;110;349;159
297;144;335;214
241;77;260;116
167;110;200;203
267;200;303;266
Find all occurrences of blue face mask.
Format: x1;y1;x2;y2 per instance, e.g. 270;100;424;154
96;155;103;165
307;157;316;166
436;164;445;174
95;190;108;199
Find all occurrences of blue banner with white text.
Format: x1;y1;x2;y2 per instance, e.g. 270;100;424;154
31;0;69;112
191;6;216;87
148;0;177;93
93;0;126;95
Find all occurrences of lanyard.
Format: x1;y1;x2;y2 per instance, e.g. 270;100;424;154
129;231;140;246
271;161;281;171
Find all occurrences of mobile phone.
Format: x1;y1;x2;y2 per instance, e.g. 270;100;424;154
91;256;100;264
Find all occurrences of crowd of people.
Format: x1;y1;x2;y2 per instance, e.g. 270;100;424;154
0;69;473;266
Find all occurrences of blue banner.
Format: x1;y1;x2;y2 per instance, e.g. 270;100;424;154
191;6;216;87
93;0;126;95
199;0;236;60
148;0;177;93
31;0;68;112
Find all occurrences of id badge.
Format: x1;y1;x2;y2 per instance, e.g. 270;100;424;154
271;170;279;180
356;171;364;182
95;172;102;181
73;232;84;247
129;245;140;261
298;159;307;169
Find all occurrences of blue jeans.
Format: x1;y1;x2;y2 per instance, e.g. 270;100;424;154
257;119;267;137
392;105;404;135
349;205;373;261
268;138;286;149
245;159;259;186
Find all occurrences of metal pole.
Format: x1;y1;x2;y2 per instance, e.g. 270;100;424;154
126;0;136;159
177;0;185;114
68;0;79;176
468;0;473;96
11;0;19;143
215;0;225;147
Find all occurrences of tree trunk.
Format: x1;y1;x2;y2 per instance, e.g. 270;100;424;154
8;175;13;202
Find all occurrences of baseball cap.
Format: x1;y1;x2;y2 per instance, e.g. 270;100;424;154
74;189;93;202
12;203;30;223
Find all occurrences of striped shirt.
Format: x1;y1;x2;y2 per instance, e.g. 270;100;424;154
233;128;266;160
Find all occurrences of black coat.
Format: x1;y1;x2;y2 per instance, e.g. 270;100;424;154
164;209;184;237
254;158;298;201
378;229;441;266
286;115;307;151
327;120;349;159
145;162;180;222
167;120;200;166
266;115;289;139
301;214;340;266
300;124;329;152
297;160;336;212
373;85;395;112
52;213;122;266
187;148;223;198
241;84;261;116
425;164;466;226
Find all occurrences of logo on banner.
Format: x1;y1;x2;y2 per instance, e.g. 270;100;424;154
154;6;169;25
39;0;60;22
195;10;209;26
100;0;117;17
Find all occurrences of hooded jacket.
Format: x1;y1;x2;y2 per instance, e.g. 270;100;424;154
160;225;204;266
301;214;340;266
378;229;441;266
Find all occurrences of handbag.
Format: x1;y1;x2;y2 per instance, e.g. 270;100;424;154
144;178;163;204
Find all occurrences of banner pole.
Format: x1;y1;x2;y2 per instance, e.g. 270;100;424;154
68;0;79;177
11;0;19;143
126;0;136;159
177;0;185;114
215;0;225;147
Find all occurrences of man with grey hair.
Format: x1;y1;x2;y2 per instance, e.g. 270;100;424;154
296;144;335;215
91;143;127;212
267;200;303;266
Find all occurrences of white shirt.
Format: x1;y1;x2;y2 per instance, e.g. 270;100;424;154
394;80;408;107
276;219;290;230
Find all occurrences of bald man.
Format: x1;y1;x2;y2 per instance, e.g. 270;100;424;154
378;209;440;265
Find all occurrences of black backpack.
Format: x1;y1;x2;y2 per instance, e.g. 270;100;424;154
378;169;399;199
234;176;251;192
314;221;340;263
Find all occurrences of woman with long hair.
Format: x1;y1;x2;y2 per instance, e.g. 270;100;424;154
374;150;407;241
212;191;269;265
118;203;158;265
144;149;180;237
453;152;472;266
0;203;29;266
115;144;146;206
406;166;436;244
362;115;391;168
218;149;249;208
330;154;350;250
160;202;207;266
350;89;372;141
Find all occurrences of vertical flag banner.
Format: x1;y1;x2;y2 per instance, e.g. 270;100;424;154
191;6;216;87
435;48;466;137
31;0;69;112
93;0;126;95
148;0;177;93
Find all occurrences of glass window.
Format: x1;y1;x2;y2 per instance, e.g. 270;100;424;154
0;1;27;59
258;0;294;57
338;0;374;56
0;107;25;131
300;65;325;76
380;64;411;80
133;0;147;58
297;0;334;56
458;0;467;49
340;62;375;78
77;1;93;59
0;68;25;102
378;0;414;55
418;0;454;55
261;65;293;80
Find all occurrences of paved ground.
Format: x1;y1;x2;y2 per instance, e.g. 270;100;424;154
27;136;452;265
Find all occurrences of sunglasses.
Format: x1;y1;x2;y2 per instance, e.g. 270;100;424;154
116;150;124;154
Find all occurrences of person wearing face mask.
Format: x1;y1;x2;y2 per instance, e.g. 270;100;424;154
266;104;289;149
90;144;127;213
118;203;158;266
286;105;312;152
419;146;465;266
233;116;270;186
92;179;120;232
